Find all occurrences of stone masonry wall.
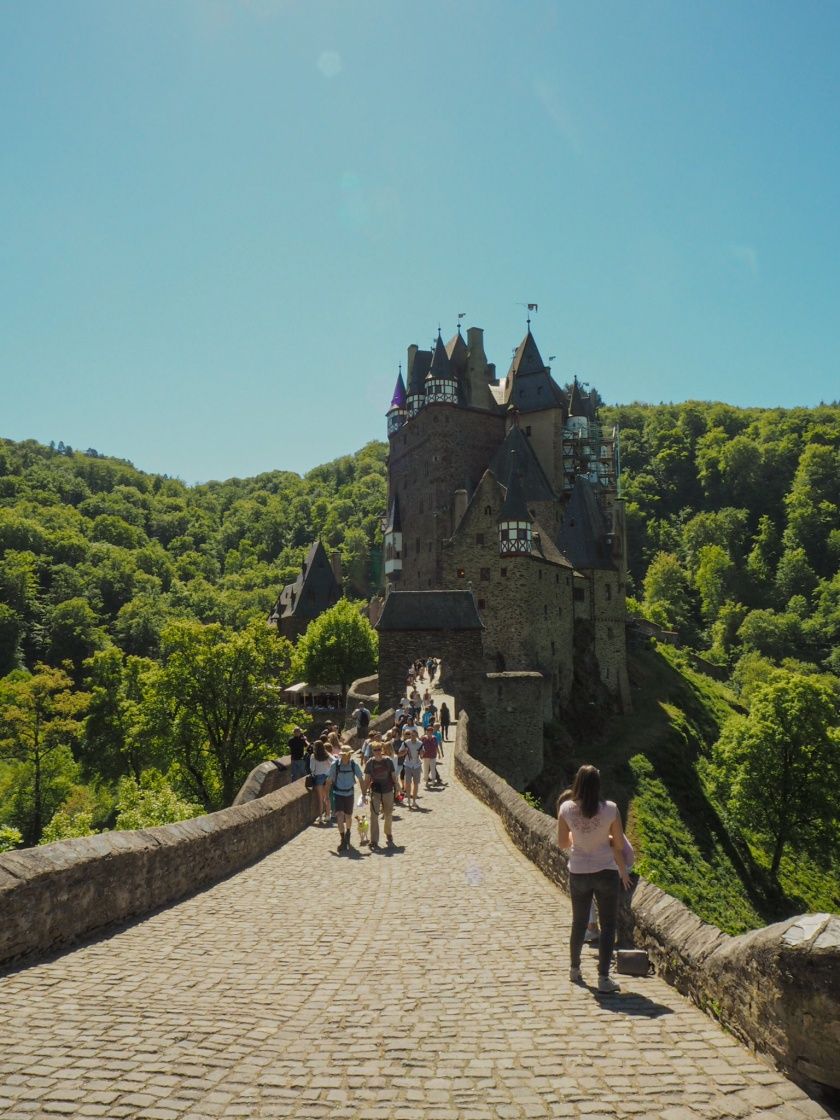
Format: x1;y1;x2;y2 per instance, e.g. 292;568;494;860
0;780;319;970
388;403;505;590
480;672;545;790
444;471;575;709
453;711;840;1098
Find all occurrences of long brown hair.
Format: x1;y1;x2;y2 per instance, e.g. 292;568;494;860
314;741;329;762
570;765;602;818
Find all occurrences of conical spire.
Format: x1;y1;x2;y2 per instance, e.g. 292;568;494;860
504;330;565;411
390;369;407;409
426;331;452;379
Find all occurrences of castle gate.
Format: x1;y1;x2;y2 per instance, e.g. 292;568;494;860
375;590;485;718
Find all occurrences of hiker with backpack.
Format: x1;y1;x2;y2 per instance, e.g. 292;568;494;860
327;744;364;853
362;741;398;850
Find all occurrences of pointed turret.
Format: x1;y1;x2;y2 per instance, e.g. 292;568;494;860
425;331;459;405
498;452;533;556
387;368;408;436
503;330;566;412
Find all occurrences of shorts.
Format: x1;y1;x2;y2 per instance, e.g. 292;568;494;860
312;774;328;787
334;794;354;815
403;763;421;781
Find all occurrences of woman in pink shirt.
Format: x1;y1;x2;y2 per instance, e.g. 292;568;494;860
556;765;630;993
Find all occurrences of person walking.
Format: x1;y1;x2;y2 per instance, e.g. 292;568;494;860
421;727;439;787
362;742;397;850
287;727;309;782
439;702;451;741
309;740;333;824
328;745;364;853
352;702;371;743
556;764;630;993
400;729;422;810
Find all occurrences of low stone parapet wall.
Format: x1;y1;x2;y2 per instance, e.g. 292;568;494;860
233;756;291;804
0;779;318;971
454;712;840;1100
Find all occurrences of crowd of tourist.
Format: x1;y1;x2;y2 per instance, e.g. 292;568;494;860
288;658;451;854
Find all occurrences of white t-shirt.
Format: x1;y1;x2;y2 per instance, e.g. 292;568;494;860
559;799;619;874
402;739;422;767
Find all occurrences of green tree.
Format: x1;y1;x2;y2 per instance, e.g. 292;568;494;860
84;647;157;780
712;673;840;876
143;619;297;808
693;544;735;622
45;597;104;672
642;552;693;635
293;598;378;699
0;665;90;844
0;604;22;674
114;769;202;829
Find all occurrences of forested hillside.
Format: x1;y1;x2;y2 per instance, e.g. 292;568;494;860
0;437;387;846
587;400;840;929
1;402;837;920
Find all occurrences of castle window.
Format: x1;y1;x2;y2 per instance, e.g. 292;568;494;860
538;569;542;581
501;567;508;578
475;533;484;546
556;573;559;584
428;541;433;553
543;605;548;620
484;505;492;515
480;567;490;581
574;587;585;602
551;640;555;655
403;542;409;556
457;567;466;578
477;598;486;610
428;577;432;586
415;537;420;553
566;576;570;586
605;583;612;601
525;425;532;436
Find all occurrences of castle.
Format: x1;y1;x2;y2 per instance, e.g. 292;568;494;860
378;321;630;783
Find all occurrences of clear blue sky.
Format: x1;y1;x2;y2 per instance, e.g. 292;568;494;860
2;1;838;482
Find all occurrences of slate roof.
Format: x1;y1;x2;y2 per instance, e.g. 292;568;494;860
426;332;453;379
489;425;556;502
498;454;532;523
531;521;573;569
445;330;468;373
390;371;407;409
503;331;567;412
407;349;431;396
277;541;342;619
376;591;484;631
567;376;596;420
556;478;616;571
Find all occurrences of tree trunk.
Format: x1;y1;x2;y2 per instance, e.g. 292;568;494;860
770;830;785;878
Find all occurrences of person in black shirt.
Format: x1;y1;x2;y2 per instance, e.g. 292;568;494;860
288;727;309;781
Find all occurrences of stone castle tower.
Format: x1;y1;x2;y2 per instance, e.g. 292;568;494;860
382;321;631;726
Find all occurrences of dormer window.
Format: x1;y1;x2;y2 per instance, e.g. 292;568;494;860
498;519;533;556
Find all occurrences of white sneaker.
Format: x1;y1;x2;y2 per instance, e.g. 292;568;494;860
569;967;583;983
597;975;621;993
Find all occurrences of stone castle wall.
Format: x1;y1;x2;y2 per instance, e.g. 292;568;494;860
453;711;840;1099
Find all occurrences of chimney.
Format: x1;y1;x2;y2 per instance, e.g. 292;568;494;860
453;489;468;533
331;551;342;586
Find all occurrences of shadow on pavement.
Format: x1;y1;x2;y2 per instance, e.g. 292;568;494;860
592;989;674;1017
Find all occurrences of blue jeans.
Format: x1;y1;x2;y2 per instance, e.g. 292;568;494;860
290;758;307;781
569;869;620;977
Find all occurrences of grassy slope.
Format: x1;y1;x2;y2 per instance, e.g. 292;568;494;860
536;642;835;935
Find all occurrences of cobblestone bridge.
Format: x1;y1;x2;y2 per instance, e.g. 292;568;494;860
0;704;833;1120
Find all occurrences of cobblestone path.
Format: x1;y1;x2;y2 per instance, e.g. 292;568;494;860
0;726;832;1119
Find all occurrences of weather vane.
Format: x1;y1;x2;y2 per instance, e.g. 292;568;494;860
517;301;539;328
